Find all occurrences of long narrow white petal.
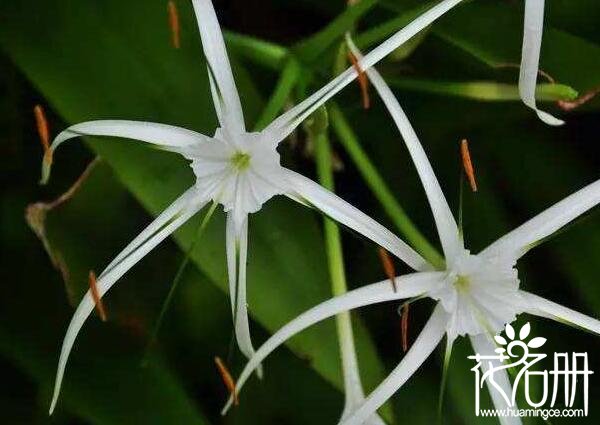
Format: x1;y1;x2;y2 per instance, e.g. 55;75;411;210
225;212;237;314
519;0;563;126
264;0;464;143
233;215;262;376
480;179;600;261
102;188;200;277
341;305;448;425
337;309;385;425
469;333;522;425
521;291;600;335
222;272;445;413
191;0;245;132
284;169;430;271
49;196;205;414
347;36;461;263
51;120;208;152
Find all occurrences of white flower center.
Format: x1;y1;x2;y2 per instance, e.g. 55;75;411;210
429;249;523;339
183;128;286;222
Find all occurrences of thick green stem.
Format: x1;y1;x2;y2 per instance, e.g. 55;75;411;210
309;108;366;411
224;31;288;71
329;103;444;269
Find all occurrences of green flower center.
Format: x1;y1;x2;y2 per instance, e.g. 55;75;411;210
231;151;251;170
455;275;470;293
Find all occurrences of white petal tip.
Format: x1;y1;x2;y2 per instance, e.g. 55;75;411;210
537;109;564;126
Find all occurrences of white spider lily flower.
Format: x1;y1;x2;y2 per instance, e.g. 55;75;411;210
224;40;600;424
519;0;563;125
45;0;465;414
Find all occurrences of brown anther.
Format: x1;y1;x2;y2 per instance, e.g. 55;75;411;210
347;51;370;110
401;303;410;352
378;247;397;292
34;104;50;153
557;87;600;111
167;1;181;49
215;356;238;406
88;271;107;322
460;139;477;192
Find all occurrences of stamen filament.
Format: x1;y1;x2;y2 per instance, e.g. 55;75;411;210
215;356;238;406
88;271;107;322
167;1;181;49
460;139;477;192
378;247;397;292
557;86;600;111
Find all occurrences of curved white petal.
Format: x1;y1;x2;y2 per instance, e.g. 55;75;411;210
191;0;245;132
521;291;600;335
222;272;445;413
102;188;200;277
347;35;461;263
226;213;262;377
519;0;563;126
51;120;208;151
49;194;205;414
469;333;522;425
341;305;448;425
283;169;429;271
480;179;600;261
263;0;465;144
225;212;237;314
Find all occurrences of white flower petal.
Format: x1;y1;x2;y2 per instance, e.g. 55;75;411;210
521;291;600;335
347;36;462;263
48;120;209;170
49;194;205;414
341;305;448;425
227;213;262;377
470;333;522;425
283;169;430;271
191;0;245;132
101;188;201;277
519;0;564;126
222;272;445;414
263;0;465;144
480;179;600;261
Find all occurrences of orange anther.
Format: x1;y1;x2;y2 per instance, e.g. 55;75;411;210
215;356;238;406
167;1;181;49
347;51;370;110
34;104;50;152
88;271;107;322
460;139;477;192
401;303;410;352
378;247;397;292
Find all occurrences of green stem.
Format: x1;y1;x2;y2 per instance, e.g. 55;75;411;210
310;107;368;414
253;59;302;131
142;201;218;365
293;0;378;63
329;103;444;269
224;31;288;71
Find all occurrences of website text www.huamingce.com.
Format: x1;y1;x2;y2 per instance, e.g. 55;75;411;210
479;408;585;420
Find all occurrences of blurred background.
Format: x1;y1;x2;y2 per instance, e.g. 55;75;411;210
1;0;599;423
